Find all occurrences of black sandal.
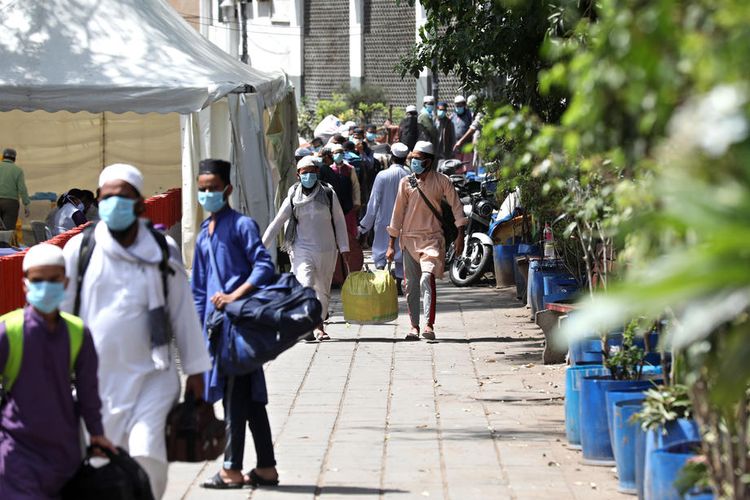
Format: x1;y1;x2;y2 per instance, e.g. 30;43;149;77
200;472;244;489
246;469;280;487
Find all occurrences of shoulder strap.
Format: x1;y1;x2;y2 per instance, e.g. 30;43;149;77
74;225;97;316
409;174;442;222
321;184;338;250
147;223;174;301
60;312;84;377
1;309;25;393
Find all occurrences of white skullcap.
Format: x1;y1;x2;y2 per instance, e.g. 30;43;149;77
414;141;435;155
330;143;344;153
423;95;435;104
390;142;409;158
405;105;417;113
23;243;65;272
99;163;144;194
454;95;466;104
295;147;312;158
467;94;478;106
296;155;318;170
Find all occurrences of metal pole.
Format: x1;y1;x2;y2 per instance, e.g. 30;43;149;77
240;2;248;64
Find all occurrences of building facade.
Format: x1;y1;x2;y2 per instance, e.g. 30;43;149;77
188;0;463;113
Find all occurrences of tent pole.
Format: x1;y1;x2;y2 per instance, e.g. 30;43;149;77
101;112;106;170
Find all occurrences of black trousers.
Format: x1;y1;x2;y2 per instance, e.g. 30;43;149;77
0;198;19;231
222;374;276;470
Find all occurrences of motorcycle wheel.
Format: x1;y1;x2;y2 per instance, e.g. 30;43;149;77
449;238;492;287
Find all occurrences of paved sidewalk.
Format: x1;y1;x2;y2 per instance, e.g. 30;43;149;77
165;278;627;500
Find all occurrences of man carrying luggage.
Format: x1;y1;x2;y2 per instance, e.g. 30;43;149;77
0;244;115;499
61;163;211;499
191;159;279;489
386;141;468;340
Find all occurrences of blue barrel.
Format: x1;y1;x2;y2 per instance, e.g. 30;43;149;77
606;389;649;446
580;376;660;465
493;244;518;286
613;399;645;494
570;338;604;364
528;259;540;316
564;363;609;448
642;419;700;498
636;424;648;499
648;441;701;500
517;243;539;256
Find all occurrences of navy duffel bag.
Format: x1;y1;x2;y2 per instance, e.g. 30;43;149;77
207;273;322;375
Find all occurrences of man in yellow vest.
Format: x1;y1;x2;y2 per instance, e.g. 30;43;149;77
0;243;114;499
0;148;30;231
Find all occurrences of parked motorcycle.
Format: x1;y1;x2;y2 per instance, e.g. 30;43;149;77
448;176;499;286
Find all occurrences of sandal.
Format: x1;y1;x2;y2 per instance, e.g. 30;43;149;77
245;469;280;487
422;327;436;340
317;332;331;341
200;472;244;489
405;327;420;341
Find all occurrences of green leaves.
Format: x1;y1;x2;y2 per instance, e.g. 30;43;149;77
633;384;693;432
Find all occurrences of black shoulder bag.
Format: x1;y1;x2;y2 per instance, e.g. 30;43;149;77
408;174;458;244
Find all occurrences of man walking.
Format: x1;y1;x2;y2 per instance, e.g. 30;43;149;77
358;143;410;287
0;244;115;499
62;163;211;499
386;141;467;340
263;156;350;340
399;105;419;151
417;96;438;147
451;96;474;168
0;148;30;231
435;101;456;161
190;159;280;489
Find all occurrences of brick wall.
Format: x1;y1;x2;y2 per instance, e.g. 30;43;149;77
303;0;350;106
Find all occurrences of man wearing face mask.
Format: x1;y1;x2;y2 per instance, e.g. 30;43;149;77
418;95;438;147
0;244;116;499
450;95;474;168
52;188;88;236
190;159;279;489
263;156;350;341
435;101;456;161
386;141;468;340
328;143;361;238
61;164;211;499
399;105;419;151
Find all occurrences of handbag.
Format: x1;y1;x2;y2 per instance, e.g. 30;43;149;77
408;174;458;244
61;446;155;500
206;242;322;376
165;392;226;462
342;264;398;324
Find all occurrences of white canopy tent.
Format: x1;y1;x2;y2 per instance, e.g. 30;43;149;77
0;0;297;263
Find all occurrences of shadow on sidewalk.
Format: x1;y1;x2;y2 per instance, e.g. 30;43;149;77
324;336;543;344
253;484;408;495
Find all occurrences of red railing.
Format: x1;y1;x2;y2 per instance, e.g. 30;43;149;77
0;188;182;315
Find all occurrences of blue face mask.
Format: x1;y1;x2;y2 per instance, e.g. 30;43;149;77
456;106;466;115
333;153;344;163
425;104;434;114
411;158;426;174
300;172;318;189
366;132;377;142
437;110;446;119
197;188;227;213
99;196;137;231
25;280;66;314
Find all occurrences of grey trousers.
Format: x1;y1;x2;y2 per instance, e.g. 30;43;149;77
403;249;436;328
0;198;19;231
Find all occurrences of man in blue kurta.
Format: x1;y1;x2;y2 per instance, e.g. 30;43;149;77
190;159;279;489
358;142;411;282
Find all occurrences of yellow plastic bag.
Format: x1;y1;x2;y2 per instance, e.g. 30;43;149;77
342;267;398;324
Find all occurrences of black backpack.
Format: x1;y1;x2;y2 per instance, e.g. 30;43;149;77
318;164;353;214
74;223;174;316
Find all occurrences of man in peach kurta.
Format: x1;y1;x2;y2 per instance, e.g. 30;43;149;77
386;141;468;340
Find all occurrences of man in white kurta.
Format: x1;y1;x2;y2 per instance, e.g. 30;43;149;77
262;156;350;340
61;164;211;499
358;142;410;280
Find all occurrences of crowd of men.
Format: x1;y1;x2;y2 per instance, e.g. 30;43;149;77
0;95;480;499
